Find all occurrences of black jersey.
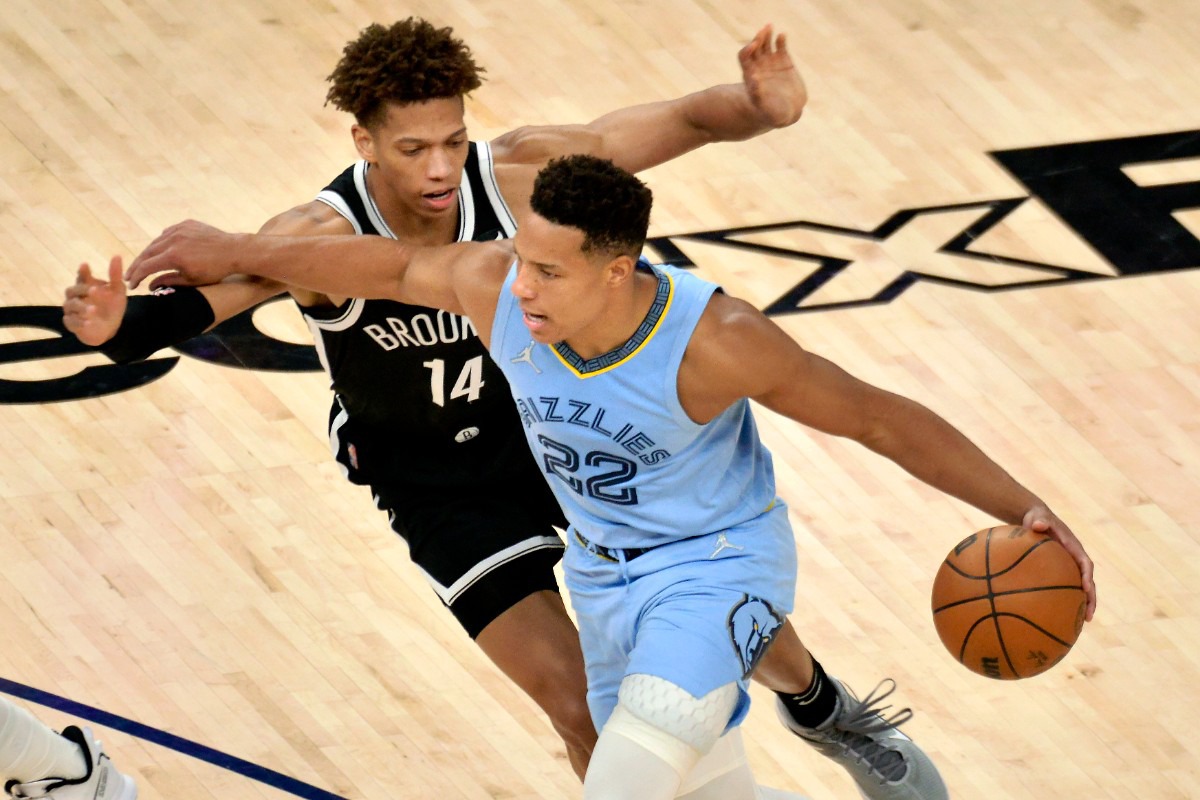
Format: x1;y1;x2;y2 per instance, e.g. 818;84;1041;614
302;142;527;487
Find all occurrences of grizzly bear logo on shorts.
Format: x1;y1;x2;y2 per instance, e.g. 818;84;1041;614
727;595;783;679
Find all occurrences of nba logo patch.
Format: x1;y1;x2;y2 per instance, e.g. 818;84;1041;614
727;595;782;679
347;443;359;470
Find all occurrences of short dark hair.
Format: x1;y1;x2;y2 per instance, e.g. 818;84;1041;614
325;18;485;129
530;155;653;258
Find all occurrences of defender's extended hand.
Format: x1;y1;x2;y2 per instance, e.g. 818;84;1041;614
125;220;241;290
63;256;127;346
738;24;807;129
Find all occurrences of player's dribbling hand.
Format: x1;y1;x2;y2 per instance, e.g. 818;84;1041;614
1023;504;1097;621
738;24;807;129
125;220;240;290
63;256;127;346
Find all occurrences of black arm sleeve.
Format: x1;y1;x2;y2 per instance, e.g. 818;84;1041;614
99;286;217;364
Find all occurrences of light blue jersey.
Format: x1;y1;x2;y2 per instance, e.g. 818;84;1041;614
490;260;778;550
490;259;797;730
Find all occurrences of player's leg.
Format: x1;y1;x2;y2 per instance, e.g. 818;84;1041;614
373;475;594;778
571;509;800;799
587;717;817;800
676;729;812;800
750;620;813;694
1;698;134;800
474;590;595;777
583;676;739;800
752;616;949;799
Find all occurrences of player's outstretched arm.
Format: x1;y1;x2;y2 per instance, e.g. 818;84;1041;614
125;221;513;337
492;24;806;175
63;202;353;363
681;294;1097;620
64;255;283;363
65;257;283;342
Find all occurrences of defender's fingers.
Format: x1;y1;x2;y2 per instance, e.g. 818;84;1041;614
107;255;124;287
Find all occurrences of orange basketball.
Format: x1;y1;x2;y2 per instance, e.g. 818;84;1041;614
932;525;1085;679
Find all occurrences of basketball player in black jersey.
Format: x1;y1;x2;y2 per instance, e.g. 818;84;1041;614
64;19;949;797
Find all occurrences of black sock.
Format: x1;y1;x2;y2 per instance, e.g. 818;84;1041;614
775;657;838;729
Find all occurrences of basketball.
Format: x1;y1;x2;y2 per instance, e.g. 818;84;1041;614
931;525;1085;679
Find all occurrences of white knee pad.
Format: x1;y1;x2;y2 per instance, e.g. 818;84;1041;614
616;674;739;756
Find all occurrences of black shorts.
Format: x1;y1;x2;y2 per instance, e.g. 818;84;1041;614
363;461;567;639
329;402;567;638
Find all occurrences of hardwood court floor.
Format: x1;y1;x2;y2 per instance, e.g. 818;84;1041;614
2;0;1199;798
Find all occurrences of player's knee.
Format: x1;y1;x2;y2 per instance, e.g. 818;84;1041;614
516;656;595;748
617;674;739;755
545;683;596;749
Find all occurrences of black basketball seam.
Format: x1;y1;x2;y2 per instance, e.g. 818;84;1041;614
932;585;1084;614
942;534;1054;580
956;614;995;664
941;561;989;580
985;528;1019;676
992;612;1076;649
986;539;1054;579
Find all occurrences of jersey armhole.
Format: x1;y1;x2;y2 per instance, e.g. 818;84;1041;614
488;263;522;361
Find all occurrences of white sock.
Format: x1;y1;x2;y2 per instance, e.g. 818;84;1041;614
0;698;88;783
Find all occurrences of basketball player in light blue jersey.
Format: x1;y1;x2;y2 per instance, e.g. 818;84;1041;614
495;246;797;740
122;156;1097;800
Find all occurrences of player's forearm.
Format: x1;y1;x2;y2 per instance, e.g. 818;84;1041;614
99;287;216;363
677;84;781;143
229;233;415;300
863;397;1045;524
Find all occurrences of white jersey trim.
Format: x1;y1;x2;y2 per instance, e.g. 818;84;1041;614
457;158;476;240
354;161;399;240
303;296;365;332
413;534;565;604
476;141;518;237
314;191;363;235
327;399;351;479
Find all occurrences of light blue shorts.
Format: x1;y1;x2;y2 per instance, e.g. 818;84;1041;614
564;500;798;733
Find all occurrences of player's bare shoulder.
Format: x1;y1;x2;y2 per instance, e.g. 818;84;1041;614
258;201;356;307
454;239;516;302
446;238;517;349
260;200;356;237
690;291;772;366
680;292;795;421
489;126;604;223
489;125;601;166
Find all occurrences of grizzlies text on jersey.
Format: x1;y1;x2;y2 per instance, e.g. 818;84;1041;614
489;260;778;550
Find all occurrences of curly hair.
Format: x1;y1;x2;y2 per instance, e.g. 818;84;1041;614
325;18;485;129
530;155;653;258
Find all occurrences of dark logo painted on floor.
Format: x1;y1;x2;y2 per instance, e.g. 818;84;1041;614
2;129;1197;403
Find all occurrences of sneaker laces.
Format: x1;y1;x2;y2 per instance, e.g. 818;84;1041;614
824;679;913;782
6;778;59;799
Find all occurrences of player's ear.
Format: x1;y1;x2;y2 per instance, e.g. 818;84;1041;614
604;254;637;287
352;124;377;162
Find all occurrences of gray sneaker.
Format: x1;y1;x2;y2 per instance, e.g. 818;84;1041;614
5;727;136;800
775;678;948;800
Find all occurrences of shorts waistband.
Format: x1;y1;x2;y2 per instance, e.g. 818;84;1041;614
573;530;654;562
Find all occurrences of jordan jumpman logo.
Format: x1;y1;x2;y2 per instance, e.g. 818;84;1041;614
709;533;745;559
510;341;541;374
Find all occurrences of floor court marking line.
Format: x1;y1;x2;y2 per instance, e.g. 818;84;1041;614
0;676;346;800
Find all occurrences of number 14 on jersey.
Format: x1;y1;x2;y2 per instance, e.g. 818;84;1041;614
422;356;485;406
